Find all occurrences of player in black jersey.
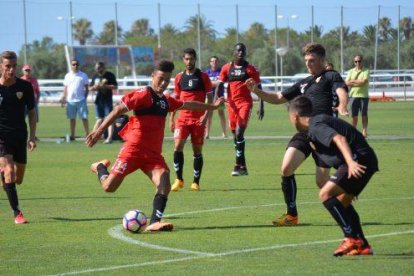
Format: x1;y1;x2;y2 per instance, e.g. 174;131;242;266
0;51;37;224
245;43;349;226
288;95;377;256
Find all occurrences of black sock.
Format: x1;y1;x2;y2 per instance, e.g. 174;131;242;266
235;139;246;167
193;154;203;184
173;151;184;180
97;163;109;182
281;175;298;216
150;193;168;224
4;183;20;216
345;204;368;246
323;197;354;237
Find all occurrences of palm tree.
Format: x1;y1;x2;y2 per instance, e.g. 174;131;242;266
130;19;154;36
362;25;377;46
72;18;94;45
96;20;122;45
306;25;324;40
184;14;216;39
378;17;391;41
400;17;413;40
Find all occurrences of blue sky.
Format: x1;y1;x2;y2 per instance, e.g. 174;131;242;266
1;0;413;54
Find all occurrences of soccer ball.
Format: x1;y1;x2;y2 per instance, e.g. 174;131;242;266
122;210;147;233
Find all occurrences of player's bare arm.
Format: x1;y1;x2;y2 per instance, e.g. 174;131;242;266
332;134;366;179
335;87;349;116
86;104;128;147
180;97;224;111
169;111;176;132
244;78;286;105
200;92;214;125
27;108;37;152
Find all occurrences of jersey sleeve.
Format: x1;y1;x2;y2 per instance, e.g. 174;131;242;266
329;71;348;92
121;90;152;111
107;72;118;86
24;81;36;110
247;65;261;83
174;73;182;99
281;81;301;101
362;70;370;80
201;73;213;94
218;64;229;82
309;118;338;148
63;74;70;86
166;95;184;112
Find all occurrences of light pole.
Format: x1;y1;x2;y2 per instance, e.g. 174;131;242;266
276;47;288;90
57;16;75;46
277;14;298;48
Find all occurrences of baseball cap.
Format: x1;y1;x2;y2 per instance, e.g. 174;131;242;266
22;64;31;71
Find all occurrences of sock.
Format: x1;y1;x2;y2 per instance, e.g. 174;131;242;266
173;151;184;180
323;197;354;237
150;193;168;224
235;139;246;167
281;175;298;216
345;204;369;246
4;183;20;216
97;163;109;182
193;154;203;184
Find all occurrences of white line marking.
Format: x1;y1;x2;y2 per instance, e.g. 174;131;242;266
53;230;414;276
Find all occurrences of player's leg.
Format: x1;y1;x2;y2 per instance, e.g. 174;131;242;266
361;98;369;138
172;123;188;191
232;104;251;176
218;108;228;138
144;167;174;231
189;123;205;190
90;159;123;192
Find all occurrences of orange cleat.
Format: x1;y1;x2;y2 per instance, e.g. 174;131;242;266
190;183;200;191
334;237;361;256
144;221;174;232
272;213;298;226
347;239;374;256
171;179;184;191
90;159;111;173
14;212;28;224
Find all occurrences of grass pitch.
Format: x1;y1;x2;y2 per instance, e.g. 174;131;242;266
1;101;413;275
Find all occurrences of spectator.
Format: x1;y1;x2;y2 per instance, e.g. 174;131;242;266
345;55;370;138
61;59;90;140
21;64;40;140
90;62;117;144
325;62;334;70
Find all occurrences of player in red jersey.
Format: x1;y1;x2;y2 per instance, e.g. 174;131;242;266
170;48;213;192
86;60;224;232
216;43;264;176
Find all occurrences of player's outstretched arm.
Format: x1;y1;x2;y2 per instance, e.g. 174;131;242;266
332;134;366;179
335;87;349;116
27;108;37;152
86;104;128;147
244;78;286;105
181;97;224;111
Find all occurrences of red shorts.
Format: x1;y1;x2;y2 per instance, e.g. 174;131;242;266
110;143;169;178
227;102;252;130
174;119;205;145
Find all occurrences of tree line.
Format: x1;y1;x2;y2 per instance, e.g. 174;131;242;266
18;15;414;79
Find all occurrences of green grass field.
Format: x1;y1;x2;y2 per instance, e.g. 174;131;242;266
1;101;414;275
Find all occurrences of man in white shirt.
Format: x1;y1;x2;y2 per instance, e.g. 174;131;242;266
61;59;90;140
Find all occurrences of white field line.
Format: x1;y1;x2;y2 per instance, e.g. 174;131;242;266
54;230;414;276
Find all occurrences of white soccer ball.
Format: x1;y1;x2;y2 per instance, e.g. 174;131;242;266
122;210;148;233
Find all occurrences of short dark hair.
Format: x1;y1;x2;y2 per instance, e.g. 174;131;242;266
302;43;325;59
288;96;313;117
234;42;246;50
210;55;219;61
183;48;197;59
155;60;174;73
96;61;105;68
354;55;363;61
1;51;17;62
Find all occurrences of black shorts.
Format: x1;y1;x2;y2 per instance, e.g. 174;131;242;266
329;151;379;196
350;97;369;117
287;132;312;158
0;137;27;164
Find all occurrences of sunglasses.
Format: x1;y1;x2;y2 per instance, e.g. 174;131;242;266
72;63;79;66
354;60;362;63
24;69;31;72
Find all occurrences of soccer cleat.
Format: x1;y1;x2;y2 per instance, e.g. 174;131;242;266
231;165;248;176
14;212;28;224
272;213;298;226
190;183;200;191
144;221;174;232
171;179;184;191
90;159;111;173
346;240;374;256
333;237;361;257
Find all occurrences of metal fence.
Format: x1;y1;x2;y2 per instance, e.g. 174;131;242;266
2;1;414;74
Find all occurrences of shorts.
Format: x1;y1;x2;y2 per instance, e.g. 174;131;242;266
0;136;27;164
66;99;88;120
174;119;205;145
329;151;378;196
349;97;369;117
95;102;113;119
286;132;313;158
110;144;169;178
227;102;252;130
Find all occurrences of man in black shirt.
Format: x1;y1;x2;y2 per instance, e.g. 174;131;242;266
288;95;377;256
0;51;36;224
90;62;118;144
245;43;348;226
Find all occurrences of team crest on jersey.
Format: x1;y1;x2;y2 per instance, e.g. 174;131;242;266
309;141;316;151
113;160;128;174
315;76;322;83
300;83;308;94
158;100;166;109
16;91;23;99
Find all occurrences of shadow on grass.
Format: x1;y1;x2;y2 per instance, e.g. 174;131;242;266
49;217;120;222
0;196;129;201
174;223;313;230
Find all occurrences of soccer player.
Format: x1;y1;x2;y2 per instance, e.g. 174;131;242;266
170;48;213;192
0;51;37;224
86;60;224;232
288;96;377;256
216;43;264;176
204;55;228;139
245;43;348;226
